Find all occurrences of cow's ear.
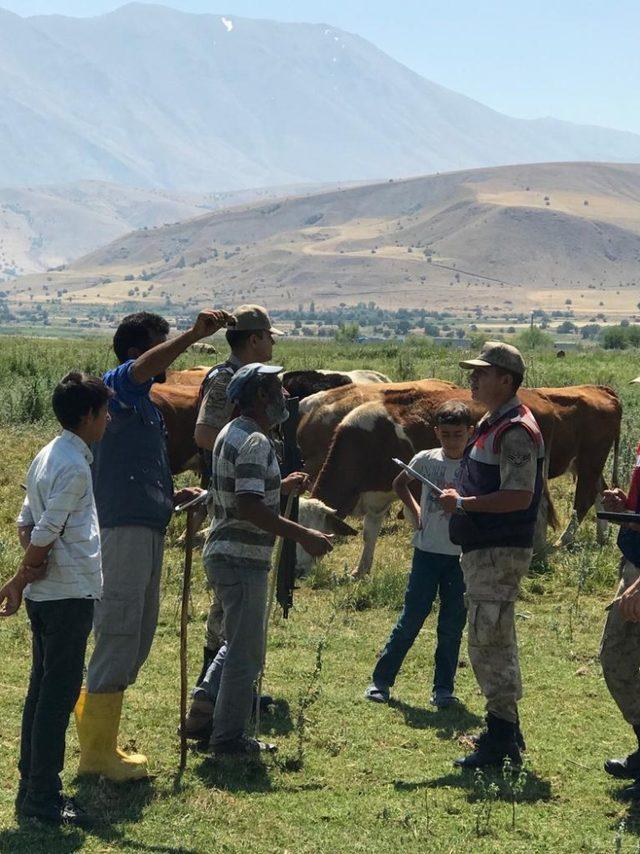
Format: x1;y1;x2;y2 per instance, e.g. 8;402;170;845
327;512;358;537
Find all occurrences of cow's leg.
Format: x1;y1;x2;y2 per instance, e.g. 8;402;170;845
351;492;394;579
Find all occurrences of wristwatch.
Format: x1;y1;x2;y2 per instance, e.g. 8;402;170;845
455;496;465;513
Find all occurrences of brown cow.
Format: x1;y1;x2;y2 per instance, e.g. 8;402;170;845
302;381;620;576
537;385;621;544
165;367;210;387
150;382;200;474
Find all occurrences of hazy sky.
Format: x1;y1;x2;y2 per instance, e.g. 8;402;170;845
3;0;640;134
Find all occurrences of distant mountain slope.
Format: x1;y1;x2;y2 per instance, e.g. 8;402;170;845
9;162;640;313
0;4;639;191
0;179;334;276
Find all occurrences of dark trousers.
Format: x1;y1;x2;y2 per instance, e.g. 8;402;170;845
19;598;94;802
372;549;466;693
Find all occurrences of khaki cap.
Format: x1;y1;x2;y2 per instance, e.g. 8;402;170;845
460;341;526;376
232;304;283;335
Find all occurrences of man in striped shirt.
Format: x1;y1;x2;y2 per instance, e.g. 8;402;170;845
205;363;333;756
0;372;111;826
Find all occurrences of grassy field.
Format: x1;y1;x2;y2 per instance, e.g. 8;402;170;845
2;336;640;852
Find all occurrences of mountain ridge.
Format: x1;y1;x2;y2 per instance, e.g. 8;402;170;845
1;4;639;192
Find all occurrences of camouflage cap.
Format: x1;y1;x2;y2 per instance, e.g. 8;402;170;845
233;304;284;335
459;341;526;376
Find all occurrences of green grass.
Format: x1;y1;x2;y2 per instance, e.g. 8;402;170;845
2;337;640;851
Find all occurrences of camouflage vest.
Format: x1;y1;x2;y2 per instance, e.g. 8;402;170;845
449;402;545;553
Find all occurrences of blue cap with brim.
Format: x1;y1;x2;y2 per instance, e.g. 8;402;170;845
226;363;283;403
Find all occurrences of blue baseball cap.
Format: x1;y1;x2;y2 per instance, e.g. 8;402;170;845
226;362;283;403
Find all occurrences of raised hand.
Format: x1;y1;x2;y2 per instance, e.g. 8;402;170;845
191;310;236;341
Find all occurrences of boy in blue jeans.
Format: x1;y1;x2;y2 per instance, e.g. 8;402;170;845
0;372;111;825
365;401;474;708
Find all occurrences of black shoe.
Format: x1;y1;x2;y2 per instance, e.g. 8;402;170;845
455;714;522;770
212;735;278;756
196;645;219;687
19;794;92;827
605;750;640;779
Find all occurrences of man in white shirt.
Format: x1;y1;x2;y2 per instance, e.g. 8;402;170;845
0;371;111;827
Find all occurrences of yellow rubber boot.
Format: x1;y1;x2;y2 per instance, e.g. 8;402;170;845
74;688;148;781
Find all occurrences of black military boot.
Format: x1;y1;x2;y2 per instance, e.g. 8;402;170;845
605;724;640;779
454;713;522;769
468;711;526;752
196;645;219;687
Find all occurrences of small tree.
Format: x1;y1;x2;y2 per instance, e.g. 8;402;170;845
513;327;553;350
334;322;359;343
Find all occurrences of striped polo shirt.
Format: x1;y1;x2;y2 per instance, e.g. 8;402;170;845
203;415;281;570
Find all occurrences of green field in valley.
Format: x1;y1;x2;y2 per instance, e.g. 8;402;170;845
2;336;640;852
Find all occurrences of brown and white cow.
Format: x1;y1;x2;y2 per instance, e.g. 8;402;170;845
301;381;620;577
158;366;391;475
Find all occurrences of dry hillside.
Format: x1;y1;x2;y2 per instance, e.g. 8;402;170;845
7;162;640;315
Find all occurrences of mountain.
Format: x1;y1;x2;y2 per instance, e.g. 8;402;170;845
1;4;639;192
0;179;340;277
9;162;640;314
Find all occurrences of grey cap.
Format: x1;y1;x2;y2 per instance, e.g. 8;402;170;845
226;362;283;403
460;341;526;376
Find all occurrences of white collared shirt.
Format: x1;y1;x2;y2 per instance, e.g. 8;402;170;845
17;430;102;602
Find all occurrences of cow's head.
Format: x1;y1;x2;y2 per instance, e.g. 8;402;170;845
296;497;358;574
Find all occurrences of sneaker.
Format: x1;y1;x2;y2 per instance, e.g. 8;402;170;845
364;683;390;703
19;794;92;827
212;735;278;756
430;689;459;709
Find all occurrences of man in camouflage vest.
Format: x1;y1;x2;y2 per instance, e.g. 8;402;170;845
440;342;545;769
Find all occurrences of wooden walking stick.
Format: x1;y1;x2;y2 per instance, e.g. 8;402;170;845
175;491;209;773
255;491;295;737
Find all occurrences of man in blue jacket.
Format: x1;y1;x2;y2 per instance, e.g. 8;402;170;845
75;308;232;781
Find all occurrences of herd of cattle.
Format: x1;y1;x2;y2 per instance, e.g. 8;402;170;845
153;366;622;576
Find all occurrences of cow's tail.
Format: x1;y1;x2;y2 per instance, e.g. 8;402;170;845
545;481;560;530
612;426;621;489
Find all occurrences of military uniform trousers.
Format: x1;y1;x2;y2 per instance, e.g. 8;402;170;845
461;546;532;723
600;560;640;726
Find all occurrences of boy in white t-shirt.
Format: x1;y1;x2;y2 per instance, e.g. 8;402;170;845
365;401;474;708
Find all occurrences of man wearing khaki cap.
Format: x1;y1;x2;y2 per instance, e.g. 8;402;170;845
438;342;545;769
191;305;283;710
